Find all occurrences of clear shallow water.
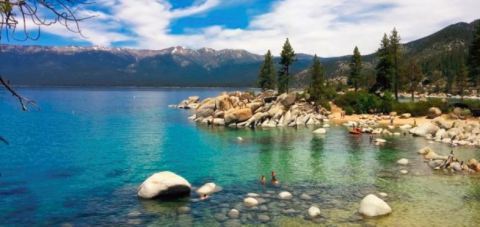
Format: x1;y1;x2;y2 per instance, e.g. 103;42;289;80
1;88;480;226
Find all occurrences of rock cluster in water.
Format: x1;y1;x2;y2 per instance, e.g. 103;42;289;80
176;91;330;128
136;172;395;225
418;146;480;173
410;117;480;146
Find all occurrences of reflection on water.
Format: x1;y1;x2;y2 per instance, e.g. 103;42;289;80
0;88;480;226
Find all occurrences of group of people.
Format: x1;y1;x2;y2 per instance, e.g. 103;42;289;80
260;171;279;185
199;171;279;201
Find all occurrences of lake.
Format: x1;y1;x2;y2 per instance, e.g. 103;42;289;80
1;88;480;226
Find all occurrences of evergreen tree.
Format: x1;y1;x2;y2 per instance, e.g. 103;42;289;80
468;22;480;89
456;63;469;100
405;59;424;102
370;34;393;93
390;28;402;101
278;38;296;93
348;46;362;91
257;50;276;91
309;55;325;102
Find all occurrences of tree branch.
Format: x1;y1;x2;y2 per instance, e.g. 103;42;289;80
0;75;36;111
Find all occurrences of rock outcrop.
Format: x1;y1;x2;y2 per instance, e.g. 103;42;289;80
178;91;329;129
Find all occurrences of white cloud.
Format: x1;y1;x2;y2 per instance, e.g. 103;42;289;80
37;0;480;56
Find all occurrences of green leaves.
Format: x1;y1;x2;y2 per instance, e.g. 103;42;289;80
0;1;13;15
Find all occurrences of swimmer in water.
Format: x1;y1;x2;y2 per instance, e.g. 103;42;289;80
271;171;279;185
200;194;209;200
260;175;266;185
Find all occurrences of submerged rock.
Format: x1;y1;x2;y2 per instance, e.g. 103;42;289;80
244;197;259;207
300;193;312;200
247;193;259;197
137;171;191;199
228;209;240;219
313;128;326;134
358;194;392;217
278;191;293;200
257;214;271;222
397;158;409;165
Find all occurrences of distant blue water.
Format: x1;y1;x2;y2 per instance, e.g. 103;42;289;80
1;88;480;226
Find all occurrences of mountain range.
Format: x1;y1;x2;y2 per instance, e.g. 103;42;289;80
0;19;478;87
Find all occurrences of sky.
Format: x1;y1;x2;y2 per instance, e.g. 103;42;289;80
6;0;480;57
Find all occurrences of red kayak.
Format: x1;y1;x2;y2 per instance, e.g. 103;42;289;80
349;128;362;134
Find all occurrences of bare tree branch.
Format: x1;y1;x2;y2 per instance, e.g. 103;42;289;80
0;75;37;111
0;1;90;144
0;0;93;41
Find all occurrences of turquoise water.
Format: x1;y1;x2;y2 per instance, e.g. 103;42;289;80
1;88;480;226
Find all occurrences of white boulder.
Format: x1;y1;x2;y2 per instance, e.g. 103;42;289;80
409;122;439;137
196;182;218;195
244;197;259;207
358;194;392;217
137;171;191;199
279;191;293;200
397;158;409;165
308;206;321;218
228;209;240;219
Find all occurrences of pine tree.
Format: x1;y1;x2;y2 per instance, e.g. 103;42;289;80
348;46;362;91
390;28;402;101
257;50;276;91
278;38;296;93
370;34;393;93
468;22;480;90
456;63;469;100
405;59;424;102
309;55;325;102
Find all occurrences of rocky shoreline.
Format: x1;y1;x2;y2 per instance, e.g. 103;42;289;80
173;91;480;147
